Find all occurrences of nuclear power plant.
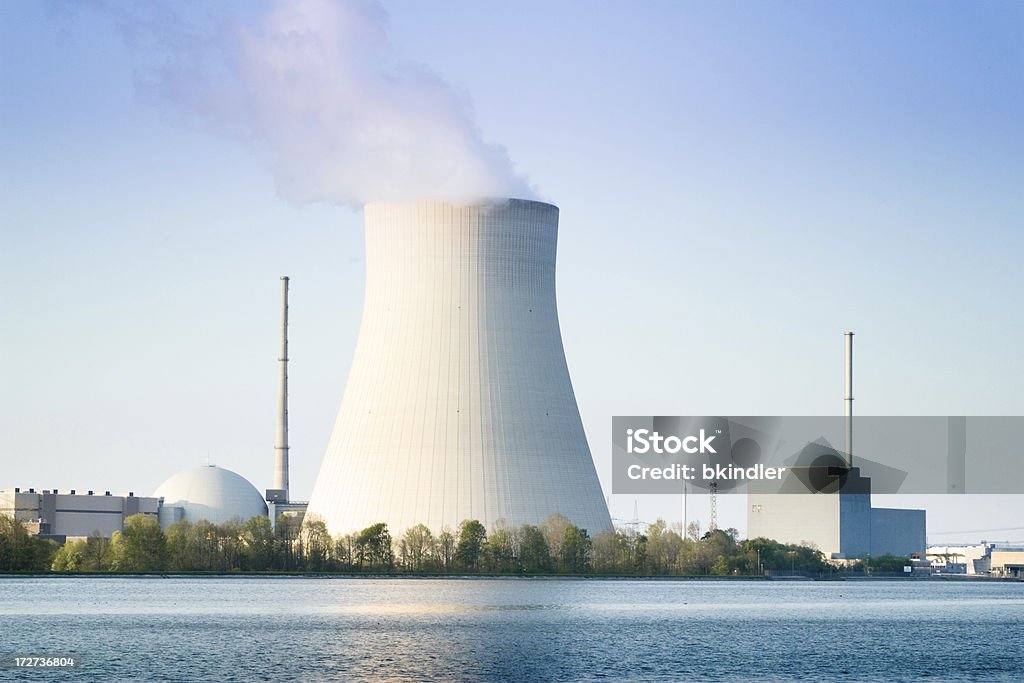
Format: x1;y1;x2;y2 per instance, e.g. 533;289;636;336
747;333;927;558
0;276;303;542
305;199;613;537
1;205;936;560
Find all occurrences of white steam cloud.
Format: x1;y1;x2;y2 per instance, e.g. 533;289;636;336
125;0;535;207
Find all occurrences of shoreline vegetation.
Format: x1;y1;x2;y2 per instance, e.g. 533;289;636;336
4;573;1003;581
2;513;922;578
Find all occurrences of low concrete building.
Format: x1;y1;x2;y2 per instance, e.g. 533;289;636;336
926;543;1024;577
990;549;1024;578
0;487;159;540
748;467;926;559
926;543;994;575
266;499;309;531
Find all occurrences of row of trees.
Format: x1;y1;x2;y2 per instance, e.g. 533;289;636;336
0;516;58;571
3;512;908;576
328;516;597;574
48;515;307;573
39;513;838;575
43;514;604;574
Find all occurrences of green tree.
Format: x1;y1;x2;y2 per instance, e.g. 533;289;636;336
697;528;739;575
711;555;731;575
865;554;910;574
559;525;591;574
274;514;302;570
218;520;245;571
165;520;198;570
401;524;435;571
519;525;551;573
484;523;518;573
590;529;625;574
334;533;356;570
437;527;455;571
454;520;487;572
632;533;649;574
740;538;827;575
674;537;700;575
166;519;222;571
243;516;275;571
354;523;393;570
193;520;222;570
82;532;113;571
110;514;167;572
644;519;685;575
540;514;571;563
302;517;333;571
51;539;87;572
792;545;827;574
0;516;57;572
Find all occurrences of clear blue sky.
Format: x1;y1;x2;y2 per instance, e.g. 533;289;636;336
2;1;1021;543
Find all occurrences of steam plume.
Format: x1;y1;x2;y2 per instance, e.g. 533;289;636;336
127;0;535;207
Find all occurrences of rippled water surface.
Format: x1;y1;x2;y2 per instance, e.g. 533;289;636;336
1;577;1021;681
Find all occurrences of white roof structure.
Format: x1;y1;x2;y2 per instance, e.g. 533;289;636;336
153;465;267;526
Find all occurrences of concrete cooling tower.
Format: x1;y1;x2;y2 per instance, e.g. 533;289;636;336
306;198;612;537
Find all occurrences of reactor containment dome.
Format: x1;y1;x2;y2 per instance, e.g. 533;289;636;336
153;465;268;527
306;198;612;537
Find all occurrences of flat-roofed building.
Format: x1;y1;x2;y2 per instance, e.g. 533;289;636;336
989;549;1024;578
0;488;159;540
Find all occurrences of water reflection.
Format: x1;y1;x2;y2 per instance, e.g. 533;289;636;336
0;578;1022;682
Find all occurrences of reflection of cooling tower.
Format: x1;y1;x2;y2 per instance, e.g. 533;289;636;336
306;198;612;537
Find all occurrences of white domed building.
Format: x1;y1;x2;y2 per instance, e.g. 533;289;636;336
154;465;268;528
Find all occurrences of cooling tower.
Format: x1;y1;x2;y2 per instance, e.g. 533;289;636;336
306;198;612;537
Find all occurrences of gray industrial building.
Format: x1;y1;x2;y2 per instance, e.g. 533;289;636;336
0;488;159;542
747;472;927;559
747;333;926;560
1;279;307;543
1;469;303;541
927;543;1024;578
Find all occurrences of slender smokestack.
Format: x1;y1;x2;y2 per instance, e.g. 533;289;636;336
275;276;290;500
844;331;854;469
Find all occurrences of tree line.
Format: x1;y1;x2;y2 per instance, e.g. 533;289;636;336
0;511;907;576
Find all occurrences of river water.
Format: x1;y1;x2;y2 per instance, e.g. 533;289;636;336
1;577;1021;681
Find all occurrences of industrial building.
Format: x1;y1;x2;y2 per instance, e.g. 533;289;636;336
306;198;612;537
154;465;268;528
2;464;295;540
2;464;280;539
748;479;927;559
0;488;158;542
746;333;927;559
927;543;1024;577
2;278;307;542
989;549;1024;578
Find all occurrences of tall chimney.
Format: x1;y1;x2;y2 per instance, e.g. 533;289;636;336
844;331;854;469
275;276;290;500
